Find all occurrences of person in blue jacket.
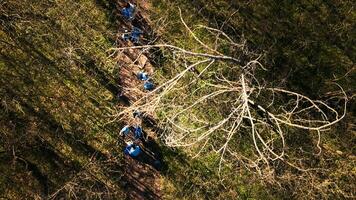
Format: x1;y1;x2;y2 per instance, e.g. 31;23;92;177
121;2;136;20
124;141;141;157
130;27;143;43
133;125;143;139
121;27;143;43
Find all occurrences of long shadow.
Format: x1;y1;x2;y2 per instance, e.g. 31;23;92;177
138;136;164;170
1;86;109;160
94;0;119;33
142;115;165;137
120;135;195;199
121;146;163;200
1;86;131;196
1;2;135;197
1;33;125;133
1;53;119;138
122;171;161;200
2;23;129;197
76;51;122;97
117;134;166;199
2;16;123;104
0;105;77;196
0;106;49;196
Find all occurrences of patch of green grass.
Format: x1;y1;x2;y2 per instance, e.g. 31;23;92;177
149;0;355;199
0;0;124;198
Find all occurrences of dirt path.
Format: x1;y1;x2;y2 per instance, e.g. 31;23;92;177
114;1;162;199
121;156;161;200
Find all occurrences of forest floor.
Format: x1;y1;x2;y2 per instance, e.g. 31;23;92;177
2;0;353;199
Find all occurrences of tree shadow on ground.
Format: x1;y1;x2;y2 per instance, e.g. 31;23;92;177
121;148;162;199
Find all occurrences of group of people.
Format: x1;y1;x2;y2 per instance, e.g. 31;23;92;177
121;111;162;170
120;111;143;157
121;2;143;44
120;1;155;158
137;72;155;91
121;1;155;92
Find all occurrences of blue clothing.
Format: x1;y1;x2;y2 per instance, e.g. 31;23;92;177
124;144;141;157
129;146;141;157
130;27;143;43
134;126;143;139
144;81;154;91
124;145;131;155
121;27;143;43
131;27;142;37
122;3;135;20
137;72;149;81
